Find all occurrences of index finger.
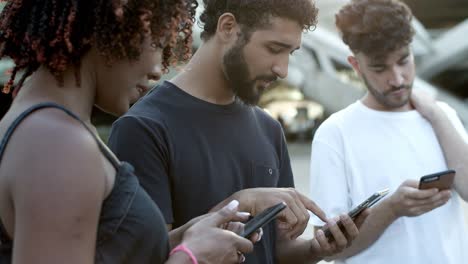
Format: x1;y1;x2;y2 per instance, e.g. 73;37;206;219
298;192;327;222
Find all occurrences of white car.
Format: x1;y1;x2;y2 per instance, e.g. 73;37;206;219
259;82;325;139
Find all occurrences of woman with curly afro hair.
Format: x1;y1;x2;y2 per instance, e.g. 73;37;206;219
0;0;256;263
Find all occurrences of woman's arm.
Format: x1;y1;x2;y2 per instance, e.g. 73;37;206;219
7;112;108;263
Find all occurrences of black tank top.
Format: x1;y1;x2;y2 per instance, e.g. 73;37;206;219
0;103;169;263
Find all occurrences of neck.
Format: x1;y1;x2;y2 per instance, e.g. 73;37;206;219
171;41;236;105
13;57;96;125
361;93;413;112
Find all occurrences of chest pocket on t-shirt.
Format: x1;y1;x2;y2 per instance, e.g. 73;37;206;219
250;162;280;188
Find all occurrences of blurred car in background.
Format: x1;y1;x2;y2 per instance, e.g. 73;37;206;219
259;81;324;140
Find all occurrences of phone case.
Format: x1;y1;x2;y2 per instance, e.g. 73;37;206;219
419;169;456;190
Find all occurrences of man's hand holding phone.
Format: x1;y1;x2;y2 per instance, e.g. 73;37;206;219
220;187;327;240
320;188;388;242
213;188;367;262
388;178;452;218
310;211;369;259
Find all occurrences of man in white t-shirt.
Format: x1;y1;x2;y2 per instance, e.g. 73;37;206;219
309;0;468;263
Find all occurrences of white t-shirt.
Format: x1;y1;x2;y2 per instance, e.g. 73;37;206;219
309;100;468;264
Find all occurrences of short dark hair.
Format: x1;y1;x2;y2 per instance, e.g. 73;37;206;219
199;0;318;41
0;0;197;94
335;0;414;60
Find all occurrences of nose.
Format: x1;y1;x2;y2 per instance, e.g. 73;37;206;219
272;56;289;79
148;65;162;81
388;67;405;87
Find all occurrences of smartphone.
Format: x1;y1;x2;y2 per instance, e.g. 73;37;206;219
419;169;456;190
323;188;389;240
241;202;287;238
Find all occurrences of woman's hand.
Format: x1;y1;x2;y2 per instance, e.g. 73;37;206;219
180;200;255;263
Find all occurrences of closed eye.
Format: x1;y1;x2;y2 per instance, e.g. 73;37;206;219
398;58;409;65
267;46;282;54
371;67;385;73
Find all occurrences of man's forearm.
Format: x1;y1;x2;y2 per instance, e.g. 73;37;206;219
321;199;397;260
428;109;468;201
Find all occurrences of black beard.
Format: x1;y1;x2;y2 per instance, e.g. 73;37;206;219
222;38;276;106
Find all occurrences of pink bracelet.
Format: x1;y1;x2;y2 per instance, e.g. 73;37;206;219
169;244;198;264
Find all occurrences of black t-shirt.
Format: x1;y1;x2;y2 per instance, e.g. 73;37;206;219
108;81;294;264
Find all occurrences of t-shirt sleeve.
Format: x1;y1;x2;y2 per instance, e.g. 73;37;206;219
309;131;349;226
108;115;174;224
437;101;468;144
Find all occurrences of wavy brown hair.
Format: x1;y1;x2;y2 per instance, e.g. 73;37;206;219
0;0;197;95
335;0;414;60
199;0;318;41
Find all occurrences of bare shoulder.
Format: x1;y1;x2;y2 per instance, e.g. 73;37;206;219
3;107;106;187
0;108;108;260
2;107;108;219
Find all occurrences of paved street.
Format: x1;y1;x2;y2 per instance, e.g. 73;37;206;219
288;140;468;263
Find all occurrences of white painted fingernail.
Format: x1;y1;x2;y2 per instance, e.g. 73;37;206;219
237;212;251;217
257;233;262;242
227;200;239;211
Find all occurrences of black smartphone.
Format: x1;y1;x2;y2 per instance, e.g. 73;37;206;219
323;188;389;240
419;169;456;190
241;202;287;238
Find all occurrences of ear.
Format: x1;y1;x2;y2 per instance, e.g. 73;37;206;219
348;55;362;77
216;13;239;43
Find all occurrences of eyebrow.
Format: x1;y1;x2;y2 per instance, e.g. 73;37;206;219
368;52;410;68
268;41;300;52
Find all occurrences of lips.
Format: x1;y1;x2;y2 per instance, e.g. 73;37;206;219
385;86;409;96
390;88;407;96
136;84;150;95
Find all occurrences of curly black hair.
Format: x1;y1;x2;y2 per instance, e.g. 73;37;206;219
335;0;414;60
199;0;318;41
0;0;198;95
